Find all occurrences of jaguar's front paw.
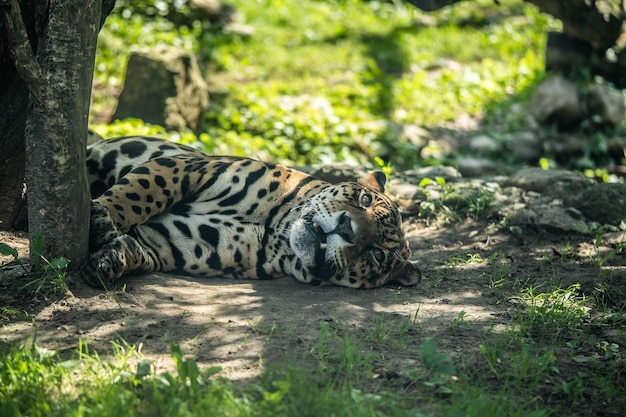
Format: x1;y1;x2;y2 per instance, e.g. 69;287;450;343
79;243;127;287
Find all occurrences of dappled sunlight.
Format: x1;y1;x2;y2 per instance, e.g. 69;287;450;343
4;211;622;388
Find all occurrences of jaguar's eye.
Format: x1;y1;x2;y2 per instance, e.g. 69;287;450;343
372;249;385;263
361;192;373;208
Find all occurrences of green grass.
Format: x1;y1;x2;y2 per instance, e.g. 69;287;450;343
91;0;559;168
2;247;624;417
1;230;69;296
416;176;498;222
2;235;625;416
3;288;623;417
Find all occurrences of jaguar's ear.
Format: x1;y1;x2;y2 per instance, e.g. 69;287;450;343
392;261;422;286
359;171;387;193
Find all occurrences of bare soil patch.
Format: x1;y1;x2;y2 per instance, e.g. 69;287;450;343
2;214;623;389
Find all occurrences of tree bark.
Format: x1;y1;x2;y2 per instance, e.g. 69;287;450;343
0;0;36;231
1;0;114;268
525;0;623;51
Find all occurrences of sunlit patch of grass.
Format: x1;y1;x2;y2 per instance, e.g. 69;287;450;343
511;284;591;339
93;0;559;168
417;176;498;222
3;302;625;417
1;232;70;298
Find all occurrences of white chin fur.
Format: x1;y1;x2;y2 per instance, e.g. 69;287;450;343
289;218;317;267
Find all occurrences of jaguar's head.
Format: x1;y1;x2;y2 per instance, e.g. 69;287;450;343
290;172;421;289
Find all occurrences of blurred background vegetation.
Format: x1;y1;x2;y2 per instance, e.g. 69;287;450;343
91;0;574;171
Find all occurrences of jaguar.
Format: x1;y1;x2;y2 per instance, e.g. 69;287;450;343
79;136;421;289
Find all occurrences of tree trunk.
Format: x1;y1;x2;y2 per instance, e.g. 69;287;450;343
24;0;102;267
525;0;623;51
1;0;115;268
0;0;36;231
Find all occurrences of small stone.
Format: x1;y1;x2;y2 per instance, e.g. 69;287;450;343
505;131;542;162
564;207;584;220
469;135;500;153
606;136;626;160
390;183;421;200
587;84;625;125
545;133;585;156
535;206;588;233
456;157;496;177
529;75;583;128
603;231;626;245
403;166;461;181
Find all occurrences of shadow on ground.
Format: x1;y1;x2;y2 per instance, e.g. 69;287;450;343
3;215;621;382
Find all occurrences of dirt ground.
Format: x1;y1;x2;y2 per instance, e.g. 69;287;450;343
2;210;624;384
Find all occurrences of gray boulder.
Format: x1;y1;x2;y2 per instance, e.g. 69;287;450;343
113;47;209;133
587;84;626;125
507;167;592;199
529;75;582;128
569;183;626;225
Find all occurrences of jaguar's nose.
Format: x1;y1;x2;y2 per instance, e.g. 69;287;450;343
328;212;354;244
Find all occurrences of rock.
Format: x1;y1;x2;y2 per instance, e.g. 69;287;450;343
189;0;235;23
535;206;589;233
469;134;500;153
506;201;588;233
507;167;592;199
603;231;626;246
529;75;583;129
456;157;496;177
113;47;209;132
390;183;421;200
504;131;543;162
606;136;626;160
402;166;461;182
544;133;585;156
587;84;626;125
386;122;429;149
569;183;626;225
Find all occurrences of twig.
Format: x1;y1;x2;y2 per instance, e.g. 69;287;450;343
1;0;54;108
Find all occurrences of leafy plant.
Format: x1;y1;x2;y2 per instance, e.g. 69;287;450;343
408;337;456;394
418;176;496;221
1;231;69;295
0;242;23;270
513;284;590;338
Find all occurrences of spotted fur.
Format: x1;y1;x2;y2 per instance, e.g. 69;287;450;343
79;136;421;289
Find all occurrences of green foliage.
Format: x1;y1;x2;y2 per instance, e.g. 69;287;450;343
513;284;590;339
2;303;625;417
417;176;497;221
410;337;457;394
0;243;20;266
93;0;558;168
309;321;375;384
0;232;69;296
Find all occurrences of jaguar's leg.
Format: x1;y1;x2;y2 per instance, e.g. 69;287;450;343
80;235;156;287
